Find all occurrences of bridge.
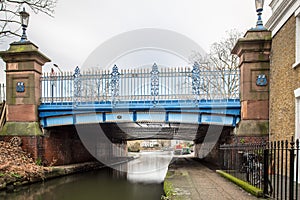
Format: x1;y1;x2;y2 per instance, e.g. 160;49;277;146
0;29;270;166
38;63;240;140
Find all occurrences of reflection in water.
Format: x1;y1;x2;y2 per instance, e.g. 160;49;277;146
0;151;172;200
127;151;173;183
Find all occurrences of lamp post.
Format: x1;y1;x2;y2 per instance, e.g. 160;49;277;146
255;0;264;29
53;64;63;73
19;8;30;42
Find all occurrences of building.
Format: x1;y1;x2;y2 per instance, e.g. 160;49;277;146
265;0;300;141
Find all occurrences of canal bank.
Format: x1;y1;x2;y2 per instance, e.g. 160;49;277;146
1;151;169;200
163;157;258;200
0;159;135;192
0;140;135;192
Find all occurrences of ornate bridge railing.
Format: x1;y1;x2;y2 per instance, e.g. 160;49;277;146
40;63;239;104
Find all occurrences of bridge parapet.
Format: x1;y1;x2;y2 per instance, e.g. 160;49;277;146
41;63;239;105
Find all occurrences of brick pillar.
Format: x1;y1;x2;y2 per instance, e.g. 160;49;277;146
0;41;50;135
231;30;271;141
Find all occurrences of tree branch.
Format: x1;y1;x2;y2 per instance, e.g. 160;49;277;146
0;0;56;42
0;19;21;24
6;0;56;16
0;30;21;37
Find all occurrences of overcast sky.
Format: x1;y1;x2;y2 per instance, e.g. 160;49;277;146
0;0;272;80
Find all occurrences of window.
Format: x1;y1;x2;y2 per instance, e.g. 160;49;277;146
293;7;300;68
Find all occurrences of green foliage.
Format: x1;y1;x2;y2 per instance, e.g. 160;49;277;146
165;171;174;178
162;180;174;200
187;143;194;148
10;172;22;179
36;157;42;166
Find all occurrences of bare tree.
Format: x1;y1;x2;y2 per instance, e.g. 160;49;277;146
190;29;242;99
0;0;56;40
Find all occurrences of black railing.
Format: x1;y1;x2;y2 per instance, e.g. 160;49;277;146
220;137;300;199
220;143;266;191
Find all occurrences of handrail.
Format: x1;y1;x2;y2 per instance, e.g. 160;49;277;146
0;101;6;131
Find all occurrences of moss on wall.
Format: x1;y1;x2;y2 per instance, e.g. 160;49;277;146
0;122;43;136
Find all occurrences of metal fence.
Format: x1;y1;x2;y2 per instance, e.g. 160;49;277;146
40;64;240;103
220;137;300;199
0;83;5;102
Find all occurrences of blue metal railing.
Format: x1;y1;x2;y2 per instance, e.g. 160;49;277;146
40;64;240;104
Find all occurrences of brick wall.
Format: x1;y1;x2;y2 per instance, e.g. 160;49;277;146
233;136;268;144
0;125;129;166
0;126;96;166
270;15;300;141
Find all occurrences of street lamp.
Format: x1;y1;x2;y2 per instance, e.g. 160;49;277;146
53;64;63;73
19;8;30;42
255;0;264;29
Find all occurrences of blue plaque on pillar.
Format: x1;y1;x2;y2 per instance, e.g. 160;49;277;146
256;74;267;86
16;82;25;93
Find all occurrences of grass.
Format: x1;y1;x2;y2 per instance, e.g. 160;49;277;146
162;180;175;200
216;170;263;197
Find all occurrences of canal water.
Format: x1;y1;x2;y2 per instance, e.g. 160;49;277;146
0;151;173;200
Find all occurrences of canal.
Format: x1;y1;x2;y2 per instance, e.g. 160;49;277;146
0;151;173;200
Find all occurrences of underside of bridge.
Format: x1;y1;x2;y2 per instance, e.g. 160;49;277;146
86;122;232;142
44;122;232;142
33;123;232;166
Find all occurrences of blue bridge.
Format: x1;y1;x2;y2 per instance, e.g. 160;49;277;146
38;63;240;140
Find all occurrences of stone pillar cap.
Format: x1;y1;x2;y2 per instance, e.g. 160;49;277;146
232;30;272;56
0;40;51;65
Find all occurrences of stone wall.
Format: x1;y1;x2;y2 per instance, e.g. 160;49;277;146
270;15;299;141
